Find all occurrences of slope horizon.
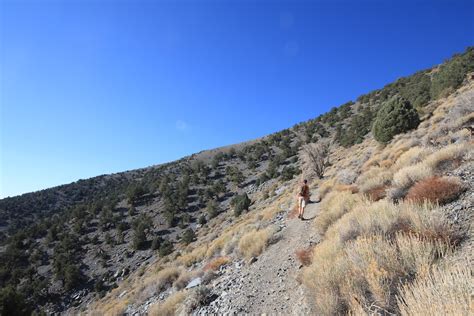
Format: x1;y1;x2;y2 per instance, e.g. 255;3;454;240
1;46;472;199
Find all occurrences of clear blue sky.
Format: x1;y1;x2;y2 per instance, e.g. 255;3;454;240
0;0;472;198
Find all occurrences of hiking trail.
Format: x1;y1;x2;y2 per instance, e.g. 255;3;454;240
198;189;320;315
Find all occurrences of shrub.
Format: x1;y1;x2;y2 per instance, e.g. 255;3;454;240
173;271;195;290
159;240;174;257
405;176;464;205
357;167;393;193
181;229;196;245
364;185;388;201
178;246;207;267
304;231;453;315
423;143;470;172
238;227;274;259
393;163;432;192
198;215;207;225
336;169;358;185
397;262;471;315
127;184;147;205
430;47;474;99
392;146;432;172
318;179;335;199
132;223;148;250
295;247;314;266
151;236;164;250
315;191;362;234
302;142;330;179
335;105;374;147
231;193;251;217
280;165;300;181
372;97;420;144
0;286;31;316
206;200;219;219
154;267;182;292
333;184;359;194
180;286;213;314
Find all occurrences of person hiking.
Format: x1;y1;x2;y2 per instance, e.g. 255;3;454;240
297;179;310;220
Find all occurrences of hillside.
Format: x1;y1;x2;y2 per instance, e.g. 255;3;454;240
0;47;473;315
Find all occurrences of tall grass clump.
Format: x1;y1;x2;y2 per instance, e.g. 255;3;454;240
397;262;471;315
238;227;274;259
423;143;471;172
315;191;362;234
356;166;393;193
392;146;432;171
304;197;461;315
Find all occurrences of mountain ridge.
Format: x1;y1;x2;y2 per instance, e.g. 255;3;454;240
0;46;473;314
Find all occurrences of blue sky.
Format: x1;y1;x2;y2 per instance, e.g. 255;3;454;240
0;0;473;198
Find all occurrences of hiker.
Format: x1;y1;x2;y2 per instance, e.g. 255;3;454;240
297;179;310;220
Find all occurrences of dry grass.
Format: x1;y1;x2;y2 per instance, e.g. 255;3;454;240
205;231;234;258
318;178;336;199
173;270;198;290
203;256;231;271
305;193;462;315
405;176;465;204
295;247;314;266
238;227;274;259
137;266;183;298
304;232;454;315
424;143;470;172
149;291;186;316
356;167;393;193
315;191;363;234
261;206;279;221
379;159;393;169
392;163;432;191
334;184;359;194
397;262;471;315
302;240;347;315
178;245;207;267
392;146;432;171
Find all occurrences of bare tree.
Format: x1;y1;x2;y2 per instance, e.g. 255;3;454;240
302;141;330;179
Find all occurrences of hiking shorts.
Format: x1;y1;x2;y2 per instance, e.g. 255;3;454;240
298;196;306;208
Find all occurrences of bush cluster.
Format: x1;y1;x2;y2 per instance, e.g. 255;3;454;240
372;97;420;144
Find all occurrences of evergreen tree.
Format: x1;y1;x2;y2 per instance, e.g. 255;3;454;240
373;97;420;144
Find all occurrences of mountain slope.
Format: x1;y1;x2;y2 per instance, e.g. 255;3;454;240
0;47;473;314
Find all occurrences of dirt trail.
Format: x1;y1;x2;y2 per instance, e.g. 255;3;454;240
200;190;320;315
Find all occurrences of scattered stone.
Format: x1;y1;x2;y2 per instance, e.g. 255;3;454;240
185;277;202;289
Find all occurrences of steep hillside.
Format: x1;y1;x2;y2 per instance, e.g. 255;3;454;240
0;47;472;315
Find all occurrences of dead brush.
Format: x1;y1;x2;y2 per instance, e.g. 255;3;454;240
364;185;388;201
405;176;465;205
295;247;314;266
203;256;231;272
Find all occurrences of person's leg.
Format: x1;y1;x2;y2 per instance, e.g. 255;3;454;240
297;197;303;218
301;199;306;219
